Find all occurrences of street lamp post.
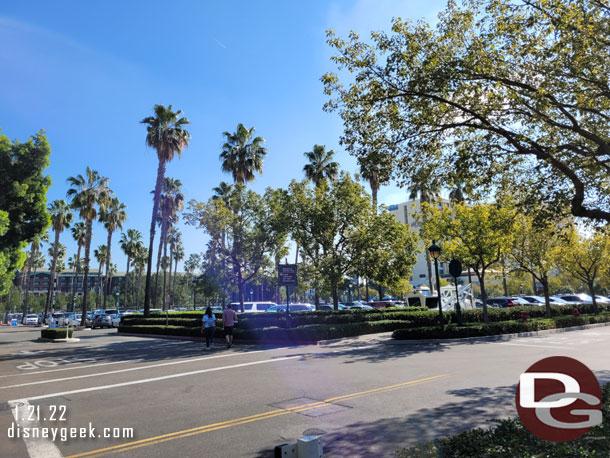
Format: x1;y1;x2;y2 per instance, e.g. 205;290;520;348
428;241;443;325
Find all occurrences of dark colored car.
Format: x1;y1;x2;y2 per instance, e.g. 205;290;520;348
92;314;113;329
486;297;520;308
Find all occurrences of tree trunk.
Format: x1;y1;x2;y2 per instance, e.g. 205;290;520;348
541;275;552;318
478;272;488;324
103;230;113;309
172;257;178;308
143;160;166;317
531;273;537;294
98;260;104;309
44;230;60;322
365;278;370;302
162;235;169;311
70;245;81;313
588;281;598;314
501;257;508;297
124;257;131;309
371;185;378;213
136;269;142;308
22;247;36;322
331;280;339;310
80;220;93;326
238;270;245;312
314;289;319;310
154;226;164;308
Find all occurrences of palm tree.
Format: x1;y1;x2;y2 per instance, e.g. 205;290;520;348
409;178;441;294
212;182;233;202
120;229;142;308
30;252;45;295
44;200;73;321
70;222;87;312
141;104;191;317
94;245;107;308
67;168;112;325
171;242;184;307
220;123;267;184
303;145;339;187
184;253;200;308
166;228;181;308
67;254;82;312
154;178;184;309
46;243;66;313
22;232;49;321
99;197;127;309
132;243;148;308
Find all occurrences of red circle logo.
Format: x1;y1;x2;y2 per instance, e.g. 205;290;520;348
516;356;602;442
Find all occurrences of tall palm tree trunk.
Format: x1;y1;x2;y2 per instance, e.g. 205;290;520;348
103;231;113;309
136;269;143;307
70;245;81;313
144;161;166;317
80;221;93;326
97;260;104;309
172;257;179;307
44;231;60;321
21;248;36;322
124;257;131;308
162;237;169;311
167;244;174;308
154;227;164;307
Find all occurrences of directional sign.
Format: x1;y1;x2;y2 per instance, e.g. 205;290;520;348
449;259;463;279
278;264;297;286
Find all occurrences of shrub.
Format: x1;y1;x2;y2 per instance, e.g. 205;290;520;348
41;328;73;339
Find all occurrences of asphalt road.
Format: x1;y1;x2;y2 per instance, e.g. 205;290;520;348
0;324;609;458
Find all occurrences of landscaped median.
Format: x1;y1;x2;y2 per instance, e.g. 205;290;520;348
40;328;74;340
117;304;610;344
396;383;610;457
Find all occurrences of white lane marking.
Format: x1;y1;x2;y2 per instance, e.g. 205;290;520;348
1;351;266;390
492;342;564;349
14;356;300;402
8;399;63;458
0;360;142;379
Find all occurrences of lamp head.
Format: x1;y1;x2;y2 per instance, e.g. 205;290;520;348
428;241;441;259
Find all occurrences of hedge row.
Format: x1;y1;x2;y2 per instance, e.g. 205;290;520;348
41;328;73;339
119;319;411;343
392;312;610;340
449;303;610;323
397;383;610;457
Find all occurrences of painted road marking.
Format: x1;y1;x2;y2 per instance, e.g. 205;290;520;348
8;399;62;458
11;355;299;402
0;350;266;390
0;360;143;379
65;374;449;458
491;342;564;349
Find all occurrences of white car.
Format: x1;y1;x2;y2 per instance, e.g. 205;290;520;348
230;302;277;313
24;314;40;326
111;314;124;327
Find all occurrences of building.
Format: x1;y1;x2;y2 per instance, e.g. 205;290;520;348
387;198;451;289
15;270;125;296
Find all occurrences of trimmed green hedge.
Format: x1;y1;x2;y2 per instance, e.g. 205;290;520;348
397;383;610;457
392;312;610;340
41;328;73;339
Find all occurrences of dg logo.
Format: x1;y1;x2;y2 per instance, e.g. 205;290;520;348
516;356;602;442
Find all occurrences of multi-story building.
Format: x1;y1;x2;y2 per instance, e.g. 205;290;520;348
15;270;125;296
387;198;451;290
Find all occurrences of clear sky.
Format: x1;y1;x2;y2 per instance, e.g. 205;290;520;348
1;0;445;272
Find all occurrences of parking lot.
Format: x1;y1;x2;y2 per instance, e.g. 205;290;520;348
0;325;609;457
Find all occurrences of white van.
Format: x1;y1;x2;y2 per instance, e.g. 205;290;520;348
229;302;276;313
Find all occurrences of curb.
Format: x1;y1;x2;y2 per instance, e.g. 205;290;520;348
386;321;610;345
117;332;318;346
36;337;80;343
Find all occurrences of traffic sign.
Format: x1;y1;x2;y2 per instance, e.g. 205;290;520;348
449;259;462;278
278;264;297;286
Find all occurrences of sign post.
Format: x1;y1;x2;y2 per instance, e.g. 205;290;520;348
278;264;297;328
449;259;463;325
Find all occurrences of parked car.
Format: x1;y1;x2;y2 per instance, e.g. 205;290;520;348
595;295;610;304
50;312;67;326
92;314;113;329
347;305;373;310
266;304;314;313
486;297;521;308
553;294;593;305
521;296;565;306
24;314;40;326
111;313;123;327
230;302;277;313
366;300;398;308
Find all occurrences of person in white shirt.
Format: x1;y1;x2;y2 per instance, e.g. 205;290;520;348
201;307;216;350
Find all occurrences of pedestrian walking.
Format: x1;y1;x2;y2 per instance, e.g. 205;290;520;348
222;304;238;348
201;306;216;350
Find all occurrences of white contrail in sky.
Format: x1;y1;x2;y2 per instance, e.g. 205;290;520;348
213;38;227;48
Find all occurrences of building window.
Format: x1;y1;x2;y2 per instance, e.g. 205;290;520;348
419;274;426;278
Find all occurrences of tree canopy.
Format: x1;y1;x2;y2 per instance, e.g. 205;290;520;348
323;0;610;223
0;130;51;294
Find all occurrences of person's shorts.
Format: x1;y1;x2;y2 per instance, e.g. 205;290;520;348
225;326;234;336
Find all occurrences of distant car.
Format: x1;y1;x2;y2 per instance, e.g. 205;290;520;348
266;304;314;313
553;294;593;305
521;296;565;306
595;295;610;304
111;313;124;327
366;300;397;309
486;298;520;308
347;305;373;310
92;314;113;329
24;314;40;326
211;306;223;313
50;312;67;326
230;302;277;313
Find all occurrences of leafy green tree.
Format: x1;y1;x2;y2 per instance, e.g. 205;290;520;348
303;145;339;187
99;197;127;309
44;200;72;320
509;215;563;317
220;124;267;184
67;167;112;324
0;130;51;295
323;0;610;224
185;184;286;311
140;104;191;317
423;202;516;323
556;228;607;314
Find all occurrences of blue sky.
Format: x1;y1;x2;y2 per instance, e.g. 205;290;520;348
1;0;445;271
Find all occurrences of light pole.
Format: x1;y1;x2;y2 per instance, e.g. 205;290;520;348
428;241;443;325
